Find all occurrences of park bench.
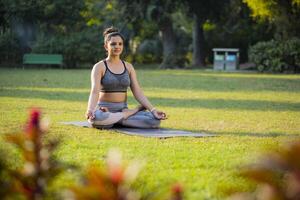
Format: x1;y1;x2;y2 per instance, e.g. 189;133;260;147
23;53;63;68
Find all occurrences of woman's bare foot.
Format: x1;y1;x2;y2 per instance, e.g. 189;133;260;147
122;105;144;119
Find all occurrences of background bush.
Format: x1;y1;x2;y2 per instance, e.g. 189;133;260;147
249;38;300;73
32;28;104;68
135;39;162;64
0;32;22;66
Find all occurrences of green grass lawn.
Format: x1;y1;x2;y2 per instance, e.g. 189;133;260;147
0;68;299;199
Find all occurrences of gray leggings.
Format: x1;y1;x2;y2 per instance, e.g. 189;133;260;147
88;101;160;129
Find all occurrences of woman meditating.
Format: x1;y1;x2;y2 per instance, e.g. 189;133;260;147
86;27;167;129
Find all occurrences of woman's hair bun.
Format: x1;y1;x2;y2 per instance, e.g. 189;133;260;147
103;26;125;43
103;26;119;37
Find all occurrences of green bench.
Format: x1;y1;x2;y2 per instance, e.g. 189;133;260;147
23;54;63;68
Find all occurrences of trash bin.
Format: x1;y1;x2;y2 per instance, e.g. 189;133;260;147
212;48;239;71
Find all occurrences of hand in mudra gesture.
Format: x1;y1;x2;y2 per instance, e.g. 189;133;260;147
152;109;167;120
85;107;109;120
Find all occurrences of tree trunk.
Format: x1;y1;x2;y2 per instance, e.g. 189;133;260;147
159;17;177;69
192;14;205;67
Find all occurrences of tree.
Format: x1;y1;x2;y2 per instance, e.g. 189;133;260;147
0;0;9;33
116;0;183;68
185;0;230;67
243;0;300;39
1;0;86;52
203;0;275;63
1;0;44;53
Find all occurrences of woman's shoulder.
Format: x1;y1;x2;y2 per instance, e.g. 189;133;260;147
123;60;134;72
92;60;106;71
90;61;106;77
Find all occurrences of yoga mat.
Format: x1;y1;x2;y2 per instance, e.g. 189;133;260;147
61;121;215;138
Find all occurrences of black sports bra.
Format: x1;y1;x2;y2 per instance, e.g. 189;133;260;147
100;60;130;93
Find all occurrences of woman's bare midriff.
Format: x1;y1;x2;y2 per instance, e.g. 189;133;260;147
98;92;127;103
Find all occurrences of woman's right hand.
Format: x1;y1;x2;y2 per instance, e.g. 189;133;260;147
99;107;109;112
86;107;109;120
152;109;167;120
85;110;95;120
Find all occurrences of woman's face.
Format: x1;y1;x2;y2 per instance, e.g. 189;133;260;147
105;36;123;56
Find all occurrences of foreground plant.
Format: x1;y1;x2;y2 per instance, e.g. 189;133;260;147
229;140;300;200
65;149;140;200
2;108;67;200
0;108;184;200
67;149;184;200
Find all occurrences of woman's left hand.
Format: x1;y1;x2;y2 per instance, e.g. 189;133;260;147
152;110;167;120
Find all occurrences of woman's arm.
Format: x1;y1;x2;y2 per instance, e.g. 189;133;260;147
86;63;102;119
128;64;153;110
128;63;166;120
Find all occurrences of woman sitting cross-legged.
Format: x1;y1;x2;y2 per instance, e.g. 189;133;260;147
85;27;167;129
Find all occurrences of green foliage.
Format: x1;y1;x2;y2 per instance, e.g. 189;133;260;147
32;28;104;68
2;0;43;21
135;39;162;64
116;0;184;68
203;0;275;63
243;0;300;20
1;0;299;69
0;0;90;67
243;0;300;38
0;31;22;65
242;0;275;19
249;38;300;72
185;0;230;21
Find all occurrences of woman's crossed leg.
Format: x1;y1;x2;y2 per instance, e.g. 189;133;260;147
88;106;160;129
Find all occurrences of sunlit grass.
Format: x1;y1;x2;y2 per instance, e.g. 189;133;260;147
0;68;299;199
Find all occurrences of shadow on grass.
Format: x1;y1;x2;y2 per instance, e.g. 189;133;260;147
1;68;299;93
1;88;299;112
57;121;299;139
213;131;300;137
138;72;300;93
103;128;300;138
